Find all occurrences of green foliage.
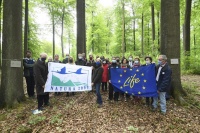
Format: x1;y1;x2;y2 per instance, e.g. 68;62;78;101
28;115;46;125
50;114;63;124
17;126;32;133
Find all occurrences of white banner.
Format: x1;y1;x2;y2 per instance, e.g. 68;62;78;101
44;62;92;92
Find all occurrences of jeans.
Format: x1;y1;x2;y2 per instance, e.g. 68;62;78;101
152;92;166;113
95;83;102;105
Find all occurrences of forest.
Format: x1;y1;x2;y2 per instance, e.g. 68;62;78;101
0;0;200;132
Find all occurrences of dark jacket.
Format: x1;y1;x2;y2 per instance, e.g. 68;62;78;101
87;60;95;67
156;63;172;92
108;63;120;80
75;59;86;66
23;58;35;77
62;58;69;64
34;59;48;95
92;66;104;84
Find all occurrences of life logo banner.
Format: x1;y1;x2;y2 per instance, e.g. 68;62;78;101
110;64;158;97
45;62;92;92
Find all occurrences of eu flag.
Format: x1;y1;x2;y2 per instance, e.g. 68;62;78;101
110;64;157;97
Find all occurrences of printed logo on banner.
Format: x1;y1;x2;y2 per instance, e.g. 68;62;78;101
44;63;92;92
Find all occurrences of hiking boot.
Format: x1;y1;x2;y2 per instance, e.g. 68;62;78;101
97;104;103;108
160;111;166;115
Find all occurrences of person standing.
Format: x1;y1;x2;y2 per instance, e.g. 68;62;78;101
108;57;120;102
143;56;154;106
63;53;70;64
92;58;104;108
102;59;109;92
152;55;172;115
53;54;62;95
23;50;35;98
75;53;86;66
34;53;49;111
128;55;134;68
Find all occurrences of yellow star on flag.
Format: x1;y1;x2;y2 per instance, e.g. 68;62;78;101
144;80;147;83
136;69;139;72
120;74;122;77
130;69;132;71
142;86;146;89
118;80;121;83
120;86;123;89
124;70;126;73
141;73;144;76
125;91;128;94
138;92;141;94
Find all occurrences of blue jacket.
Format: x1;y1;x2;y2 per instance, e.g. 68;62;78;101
156;63;172;92
23;58;35;77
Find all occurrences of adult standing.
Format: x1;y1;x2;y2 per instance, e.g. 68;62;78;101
108;57;120;102
75;53;86;66
23;50;35;98
63;53;70;64
152;55;172;115
92;58;104;108
34;53;49;111
102;59;109;92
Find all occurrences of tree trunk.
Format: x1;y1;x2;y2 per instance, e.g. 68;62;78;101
151;2;155;53
76;0;86;59
52;12;55;58
141;13;144;56
122;0;125;56
131;3;136;51
161;0;186;105
183;0;192;69
61;0;65;58
0;0;3;71
24;0;28;57
157;12;160;52
0;0;24;108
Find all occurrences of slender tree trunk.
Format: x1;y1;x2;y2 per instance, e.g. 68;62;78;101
183;0;192;69
131;4;136;51
122;0;125;56
0;0;3;71
61;0;65;58
161;0;186;105
148;23;150;46
141;13;144;56
0;0;24;108
24;0;28;57
76;0;86;59
52;13;55;58
91;11;94;53
68;30;71;54
157;12;160;52
151;2;155;53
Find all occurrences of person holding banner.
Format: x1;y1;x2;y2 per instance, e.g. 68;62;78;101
152;55;172;115
34;53;49;111
143;56;154;106
107;57;120;102
92;58;104;108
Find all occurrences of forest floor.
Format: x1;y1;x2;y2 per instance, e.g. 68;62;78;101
0;75;200;133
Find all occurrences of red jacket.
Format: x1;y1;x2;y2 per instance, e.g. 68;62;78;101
102;64;109;82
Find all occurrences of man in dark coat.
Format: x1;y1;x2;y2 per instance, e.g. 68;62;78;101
23;50;35;98
92;58;104;107
108;57;120;102
75;53;86;66
152;55;172;115
34;53;49;110
62;53;70;64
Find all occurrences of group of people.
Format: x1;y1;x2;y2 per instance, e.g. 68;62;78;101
23;51;172;115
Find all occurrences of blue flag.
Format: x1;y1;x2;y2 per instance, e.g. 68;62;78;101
110;64;158;97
